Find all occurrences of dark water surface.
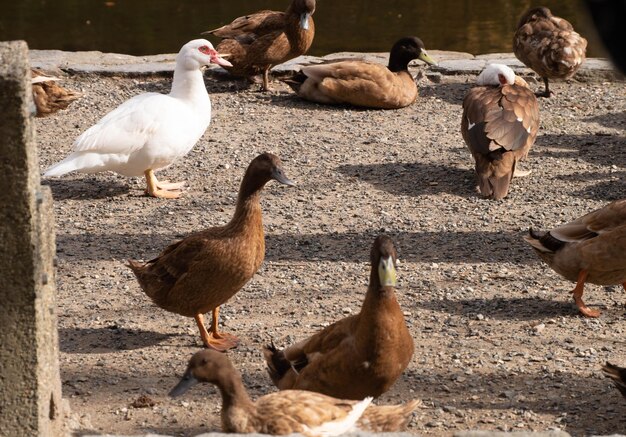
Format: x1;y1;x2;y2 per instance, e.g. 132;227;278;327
0;0;603;57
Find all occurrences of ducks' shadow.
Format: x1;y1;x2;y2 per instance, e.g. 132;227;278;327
259;91;363;112
59;326;175;353
415;296;579;321
419;81;470;104
337;162;475;198
585;112;626;131
44;178;130;200
536;134;626;167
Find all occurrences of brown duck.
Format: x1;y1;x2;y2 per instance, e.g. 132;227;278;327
31;69;82;117
128;153;294;350
461;63;539;200
524;199;626;317
602;362;626;399
513;6;587;97
283;36;436;109
170;349;421;436
262;235;414;400
203;0;315;91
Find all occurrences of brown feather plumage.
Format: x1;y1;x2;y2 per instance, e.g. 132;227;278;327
128;153;293;347
204;0;315;87
263;235;414;400
31;69;82;117
170;350;421;436
461;66;539;200
513;7;587;96
602;362;626;399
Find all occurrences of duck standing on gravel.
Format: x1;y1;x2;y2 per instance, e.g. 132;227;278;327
203;0;315;91
170;349;421;435
524;199;626;317
128;153;294;351
262;235;414;400
283;36;436;109
461;63;539;200
513;6;587;97
43;39;231;199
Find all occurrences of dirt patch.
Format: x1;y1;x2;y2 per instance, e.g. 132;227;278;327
36;70;626;436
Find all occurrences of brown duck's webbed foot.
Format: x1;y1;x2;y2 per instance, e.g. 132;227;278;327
535;77;554;98
144;169;184;199
571;269;600;318
194;309;240;351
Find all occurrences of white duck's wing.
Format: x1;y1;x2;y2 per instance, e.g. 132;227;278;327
72;93;168;155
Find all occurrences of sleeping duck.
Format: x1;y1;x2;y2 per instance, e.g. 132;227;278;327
461;63;539;200
602;362;626;399
204;0;315;91
283;36;436;109
128;153;294;350
262;235;414;400
524;199;626;317
31;70;82;117
43;39;231;198
170;349;421;436
513;6;587;97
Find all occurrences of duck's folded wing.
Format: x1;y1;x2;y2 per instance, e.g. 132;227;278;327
71;93;173;155
284;316;356;364
551;200;626;242
208;10;285;39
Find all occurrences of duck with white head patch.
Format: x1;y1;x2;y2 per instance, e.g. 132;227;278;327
461;63;539;200
44;39;231;198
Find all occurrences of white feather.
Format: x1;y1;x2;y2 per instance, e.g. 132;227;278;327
301;397;372;437
476;63;516;86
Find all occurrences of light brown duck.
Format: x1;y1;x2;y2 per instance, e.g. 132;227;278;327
262;235;414;400
128;153;294;350
524;199;626;317
203;0;315;91
513;6;587;97
461;63;539;200
31;69;82;117
170;349;421;436
283;36;436;109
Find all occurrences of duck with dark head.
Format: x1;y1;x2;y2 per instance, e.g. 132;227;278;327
204;0;316;91
284;36;437;109
262;235;414;400
128;153;294;351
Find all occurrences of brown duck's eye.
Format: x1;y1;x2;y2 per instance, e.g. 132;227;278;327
199;45;211;55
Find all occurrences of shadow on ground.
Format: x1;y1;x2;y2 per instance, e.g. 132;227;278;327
60;326;175;353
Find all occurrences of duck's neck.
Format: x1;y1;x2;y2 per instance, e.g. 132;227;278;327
358;267;400;334
169;64;210;108
217;372;258;433
228;174;265;231
388;55;410;73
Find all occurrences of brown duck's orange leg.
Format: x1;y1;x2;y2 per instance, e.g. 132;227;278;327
262;68;270;91
571;270;600;318
193;307;240;351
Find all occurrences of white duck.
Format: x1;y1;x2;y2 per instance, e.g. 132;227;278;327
44;39;231;198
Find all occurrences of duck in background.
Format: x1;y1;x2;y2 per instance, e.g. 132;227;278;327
31;70;82;117
524;199;626;317
461;63;539;200
513;6;587;97
128;153;294;350
204;0;315;91
602;362;626;399
170;349;421;436
43;39;231;199
263;235;414;400
283;36;436;109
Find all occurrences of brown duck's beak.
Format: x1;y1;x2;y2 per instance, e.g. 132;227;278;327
378;256;397;287
169;369;198;398
418;50;437;66
272;167;295;186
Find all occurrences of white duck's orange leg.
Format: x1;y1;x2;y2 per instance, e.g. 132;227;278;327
144;169;184;199
571;269;600;318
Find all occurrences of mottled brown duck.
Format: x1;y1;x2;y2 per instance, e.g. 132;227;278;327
602;362;626;399
513;6;587;97
31;69;82;117
262;235;414;400
524;199;626;317
461;63;539;200
283;36;436;109
203;0;315;91
170;349;421;436
128;153;294;350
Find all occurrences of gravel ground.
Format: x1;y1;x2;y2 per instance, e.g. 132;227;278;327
35;67;626;436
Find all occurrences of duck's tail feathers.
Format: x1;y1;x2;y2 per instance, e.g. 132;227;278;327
262;341;292;385
602;362;626;398
281;70;308;93
303;397;373;437
523;228;564;253
43;152;125;177
358;399;422;432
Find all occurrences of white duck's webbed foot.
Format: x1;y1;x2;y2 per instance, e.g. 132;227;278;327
144;169;184;199
156;180;186;190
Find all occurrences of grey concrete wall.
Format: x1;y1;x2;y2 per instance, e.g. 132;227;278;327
0;40;64;437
